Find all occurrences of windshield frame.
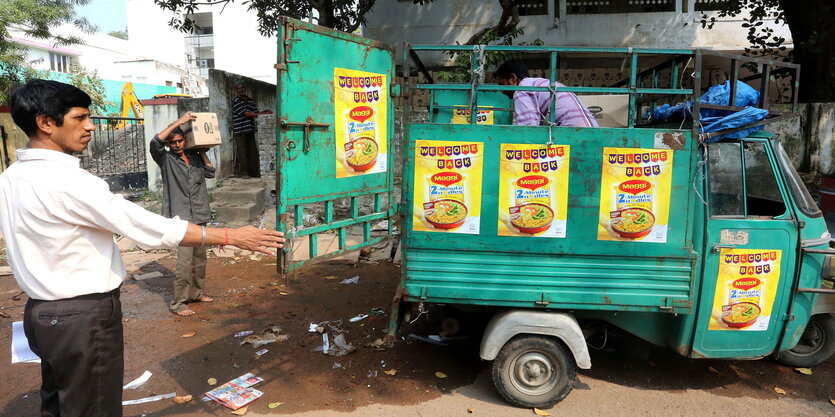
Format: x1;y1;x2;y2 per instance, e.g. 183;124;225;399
775;142;822;218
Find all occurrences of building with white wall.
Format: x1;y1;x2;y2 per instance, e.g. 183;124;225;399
126;0;279;84
363;0;793;65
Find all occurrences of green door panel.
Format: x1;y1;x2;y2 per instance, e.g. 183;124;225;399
691;140;799;358
276;17;396;274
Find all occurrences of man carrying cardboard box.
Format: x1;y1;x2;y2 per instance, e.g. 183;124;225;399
150;111;215;316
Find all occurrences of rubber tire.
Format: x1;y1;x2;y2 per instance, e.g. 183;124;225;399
776;313;835;368
491;335;576;409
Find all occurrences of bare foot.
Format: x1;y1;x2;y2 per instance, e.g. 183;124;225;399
175;309;196;316
197;296;213;302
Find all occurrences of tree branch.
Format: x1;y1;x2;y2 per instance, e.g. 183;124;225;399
464;0;519;45
345;0;374;32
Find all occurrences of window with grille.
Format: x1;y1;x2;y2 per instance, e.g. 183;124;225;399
519;0;548;16
49;52;71;73
694;0;731;11
567;0;675;14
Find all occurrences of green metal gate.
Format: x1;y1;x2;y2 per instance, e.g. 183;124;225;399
275;17;397;277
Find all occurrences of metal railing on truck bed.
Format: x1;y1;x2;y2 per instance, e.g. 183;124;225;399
403;45;799;141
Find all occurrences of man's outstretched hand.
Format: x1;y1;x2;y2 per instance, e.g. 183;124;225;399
229;226;285;256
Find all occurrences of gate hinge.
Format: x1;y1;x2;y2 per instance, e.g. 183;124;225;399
419;287;429;300
782;313;795;321
390;82;403;98
535;293;550;306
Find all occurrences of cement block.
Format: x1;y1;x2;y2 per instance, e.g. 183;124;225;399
214;202;261;225
212;187;266;207
134;271;164;281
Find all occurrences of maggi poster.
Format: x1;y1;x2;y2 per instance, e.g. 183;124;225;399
597;147;673;243
452;106;494;125
412;140;484;234
334;68;388;178
708;248;782;331
498;144;570;238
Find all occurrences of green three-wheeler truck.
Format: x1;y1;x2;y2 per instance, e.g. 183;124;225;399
274;17;835;408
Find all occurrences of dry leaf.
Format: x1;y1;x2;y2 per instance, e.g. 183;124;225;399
533;408;551;416
794;367;813;375
435;372;448;379
268;402;284;408
384;369;398;376
324;275;338;280
207;377;217;386
829;398;835;406
173;395;193;404
774;387;787;395
180;332;197;338
231;406;248;415
467;406;475;413
279;291;289;296
707;366;722;376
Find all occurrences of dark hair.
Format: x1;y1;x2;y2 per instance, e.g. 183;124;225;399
170;127;185;137
11;79;92;136
495;60;530;81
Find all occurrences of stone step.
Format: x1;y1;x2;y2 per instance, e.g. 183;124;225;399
212;186;266;205
213;201;262;225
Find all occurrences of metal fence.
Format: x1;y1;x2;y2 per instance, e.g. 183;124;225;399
80;117;148;191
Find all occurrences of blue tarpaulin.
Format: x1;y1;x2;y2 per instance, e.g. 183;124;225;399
700;107;770;143
649;80;768;141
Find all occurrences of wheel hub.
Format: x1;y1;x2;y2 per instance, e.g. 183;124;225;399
512;351;558;396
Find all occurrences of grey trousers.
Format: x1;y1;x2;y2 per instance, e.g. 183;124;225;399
24;289;124;417
169;245;208;313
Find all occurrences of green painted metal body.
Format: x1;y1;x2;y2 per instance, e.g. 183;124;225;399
275;18;397;273
274;22;827;362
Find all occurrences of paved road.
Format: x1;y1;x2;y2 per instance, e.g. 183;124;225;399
277;368;832;417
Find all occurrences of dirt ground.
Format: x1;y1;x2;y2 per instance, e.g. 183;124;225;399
0;246;833;416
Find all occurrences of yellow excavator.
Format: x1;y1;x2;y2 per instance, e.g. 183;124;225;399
115;82;144;129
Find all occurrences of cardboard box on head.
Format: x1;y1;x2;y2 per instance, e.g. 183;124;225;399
183;112;222;149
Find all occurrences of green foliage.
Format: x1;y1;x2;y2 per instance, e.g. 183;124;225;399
154;0;378;35
107;30;128;40
64;61;112;115
19;61;112;115
700;0;788;68
0;0;94;103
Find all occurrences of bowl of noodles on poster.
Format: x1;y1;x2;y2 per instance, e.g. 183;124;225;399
721;302;761;328
424;199;468;230
609;207;655;239
509;203;554;234
345;137;378;172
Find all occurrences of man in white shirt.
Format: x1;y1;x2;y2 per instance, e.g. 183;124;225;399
0;79;285;416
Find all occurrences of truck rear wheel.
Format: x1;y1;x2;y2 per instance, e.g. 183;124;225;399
491;335;576;408
776;314;835;368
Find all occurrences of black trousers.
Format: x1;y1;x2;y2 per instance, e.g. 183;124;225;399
233;132;261;177
24;289;124;417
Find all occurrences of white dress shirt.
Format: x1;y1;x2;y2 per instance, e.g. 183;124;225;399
0;148;189;300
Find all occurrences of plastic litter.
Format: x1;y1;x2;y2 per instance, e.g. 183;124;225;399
122;393;176;406
123;370;152;390
326;334;356;357
349;314;369;323
340;276;359;285
240;327;289;348
408;333;447;346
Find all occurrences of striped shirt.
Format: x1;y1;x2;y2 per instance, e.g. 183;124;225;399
232;95;257;134
513;78;598;127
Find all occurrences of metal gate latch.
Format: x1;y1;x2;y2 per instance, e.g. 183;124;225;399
279;117;330;153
